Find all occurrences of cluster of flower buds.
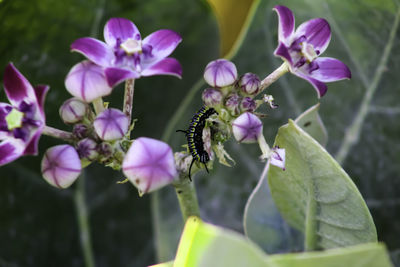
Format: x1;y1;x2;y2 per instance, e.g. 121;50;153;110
200;59;285;170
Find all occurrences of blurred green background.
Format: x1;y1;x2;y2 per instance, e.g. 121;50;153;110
1;0;400;266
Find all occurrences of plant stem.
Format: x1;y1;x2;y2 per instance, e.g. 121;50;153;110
173;179;200;221
92;98;105;114
74;173;95;267
335;7;400;164
123;79;135;122
42;125;75;142
258;62;289;93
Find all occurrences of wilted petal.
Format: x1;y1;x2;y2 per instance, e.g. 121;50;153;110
93;108;129;141
294;72;328;98
274;42;292;65
0;139;25;166
273;5;295;45
294;18;331;55
270;147;286;170
309;57;351;82
3;63;36;107
122;137;177;195
41;145;82;189
204;59;237;87
232;112;263;143
141;29;182;66
141;58;182;78
65;61;112;102
104;67;139;87
71;37;114;67
104;18;141;48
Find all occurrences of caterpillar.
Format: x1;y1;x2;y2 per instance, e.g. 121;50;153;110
177;106;217;180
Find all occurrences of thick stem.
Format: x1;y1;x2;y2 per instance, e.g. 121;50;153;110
173;179;200;222
92;98;105;115
123;79;135;122
74;174;95;267
258;62;289;94
42;125;75;142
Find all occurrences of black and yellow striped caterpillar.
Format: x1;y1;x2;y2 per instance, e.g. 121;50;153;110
177;106;217;180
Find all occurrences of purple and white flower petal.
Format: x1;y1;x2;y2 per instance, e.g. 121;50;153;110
104;67;139;87
41;145;82;189
0;63;48;166
103;18;140;48
140;58;182;78
93;108;129;141
203;59;237;87
294;72;328;98
270;146;286;170
71;38;115;67
65;61;112;102
232;112;262;143
122;137;177;195
293;18;331;55
273;5;295;46
307;57;351;82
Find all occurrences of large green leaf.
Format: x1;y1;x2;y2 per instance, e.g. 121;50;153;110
294;104;328;147
268;120;377;250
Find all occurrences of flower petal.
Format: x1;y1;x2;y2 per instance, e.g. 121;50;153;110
309;57;351;82
34;85;49;118
294;18;331;54
141;58;182;78
273;5;295;46
274;42;293;66
103;18;141;48
3;63;36;106
71;37;114;67
294;72;328;98
23;130;42;156
0;139;25;166
104;67;139;87
141;29;182;67
65;61;112;102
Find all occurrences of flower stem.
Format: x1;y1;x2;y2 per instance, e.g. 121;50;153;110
92;98;105;114
74;173;95;267
258;62;289;93
43;125;75;142
123;79;135;123
173;179;200;221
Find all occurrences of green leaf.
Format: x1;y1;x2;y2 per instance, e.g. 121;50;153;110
157;218;392;267
268;120;377;250
294;103;328;147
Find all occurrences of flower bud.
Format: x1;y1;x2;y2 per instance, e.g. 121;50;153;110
73;123;89;139
77;138;98;160
232;112;262;143
225;93;241;116
203;59;237;87
240;97;256;112
93;108;129;141
239;73;260;95
97;142;113;161
122;137;177;195
202;88;223;107
41;145;82;189
59;98;88;124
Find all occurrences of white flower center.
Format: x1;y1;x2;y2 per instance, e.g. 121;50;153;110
6;108;24;130
301;42;318;62
121;39;142;54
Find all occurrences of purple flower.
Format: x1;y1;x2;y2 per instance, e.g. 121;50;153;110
0;63;48;166
70;18;182;88
204;59;237;87
232;112;262;143
122;137;177;195
202;88;223;107
273;5;351;97
240;97;256;112
239;73;260;95
225;93;241;116
41;145;82;188
65;61;112;102
93;108;129;141
77;138;98;161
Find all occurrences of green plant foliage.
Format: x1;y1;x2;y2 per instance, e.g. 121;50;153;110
294;104;328;147
268;120;377;250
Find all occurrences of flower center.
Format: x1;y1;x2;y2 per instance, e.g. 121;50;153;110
5;108;24;130
120;38;142;55
301;42;318;62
